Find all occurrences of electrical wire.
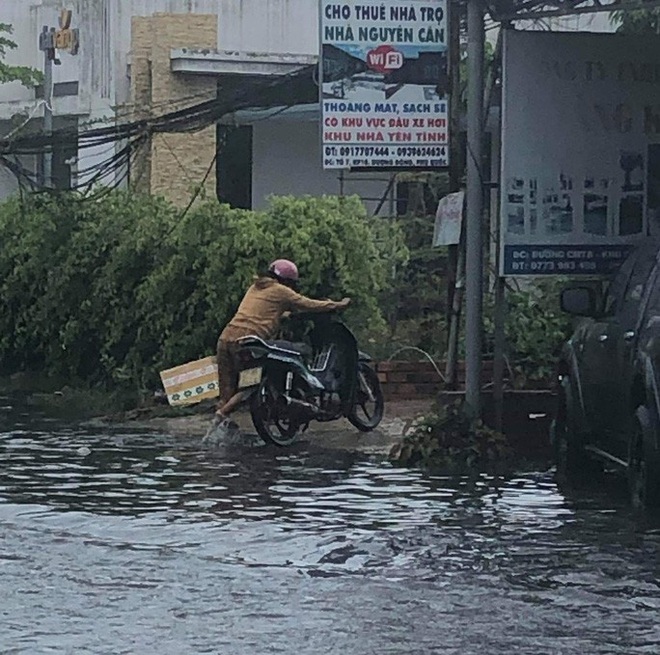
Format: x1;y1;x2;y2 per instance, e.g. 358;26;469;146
0;64;317;195
157;133;198;187
4;101;47;141
0;65;311;156
178;149;219;222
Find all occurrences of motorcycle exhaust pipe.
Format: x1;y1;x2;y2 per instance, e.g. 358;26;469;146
283;396;320;419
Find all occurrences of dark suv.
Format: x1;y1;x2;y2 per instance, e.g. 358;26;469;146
553;239;660;509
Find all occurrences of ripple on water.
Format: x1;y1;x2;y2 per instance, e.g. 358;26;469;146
0;412;659;654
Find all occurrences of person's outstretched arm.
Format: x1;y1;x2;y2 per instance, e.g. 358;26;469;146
281;286;351;313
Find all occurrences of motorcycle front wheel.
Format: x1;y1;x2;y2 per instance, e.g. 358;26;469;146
250;377;299;447
347;363;384;432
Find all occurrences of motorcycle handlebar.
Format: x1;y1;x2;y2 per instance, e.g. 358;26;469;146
287;311;340;323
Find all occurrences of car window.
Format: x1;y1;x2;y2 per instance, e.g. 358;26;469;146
603;250;637;315
642;269;660;325
616;248;660;326
602;246;659;317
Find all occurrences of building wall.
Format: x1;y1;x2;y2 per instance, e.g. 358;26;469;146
130;13;218;204
0;1;73;111
1;0;322;116
216;0;318;55
0;1;219;197
252;120;392;214
0;0;396;210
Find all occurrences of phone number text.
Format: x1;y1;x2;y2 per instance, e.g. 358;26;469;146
324;145;448;168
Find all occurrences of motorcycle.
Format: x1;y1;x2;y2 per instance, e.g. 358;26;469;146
234;312;385;446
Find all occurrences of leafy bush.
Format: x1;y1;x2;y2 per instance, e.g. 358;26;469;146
374;211;449;360
0;191;404;391
483;279;574;388
389;399;511;470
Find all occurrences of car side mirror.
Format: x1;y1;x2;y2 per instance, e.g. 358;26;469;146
560;286;600;317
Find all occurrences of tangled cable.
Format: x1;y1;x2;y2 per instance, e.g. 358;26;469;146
0;63;317;195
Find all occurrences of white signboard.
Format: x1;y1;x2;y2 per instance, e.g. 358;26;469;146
433;190;464;245
320;0;449;169
500;31;660;276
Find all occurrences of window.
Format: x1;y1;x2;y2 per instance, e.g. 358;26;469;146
606;246;659;323
603;250;637;315
216;125;253;210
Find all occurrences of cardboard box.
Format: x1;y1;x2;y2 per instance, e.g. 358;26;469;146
159;356;219;406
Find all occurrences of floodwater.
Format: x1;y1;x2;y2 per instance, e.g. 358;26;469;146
1;396;659;655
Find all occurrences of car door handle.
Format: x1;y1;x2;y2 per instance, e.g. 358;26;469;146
598;334;608;342
623;330;636;341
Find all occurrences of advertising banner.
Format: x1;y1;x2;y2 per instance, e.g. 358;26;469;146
500;31;660;276
320;0;449;169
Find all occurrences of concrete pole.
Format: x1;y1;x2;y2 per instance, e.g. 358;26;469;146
465;0;485;416
444;2;463;389
491;104;506;433
43;27;53;188
445;230;465;387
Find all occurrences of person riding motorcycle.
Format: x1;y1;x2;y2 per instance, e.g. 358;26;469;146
208;259;351;438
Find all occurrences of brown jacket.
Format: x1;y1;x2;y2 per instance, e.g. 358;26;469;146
220;277;344;342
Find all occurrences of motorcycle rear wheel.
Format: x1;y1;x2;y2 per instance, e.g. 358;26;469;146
347;363;384;432
250;378;299;447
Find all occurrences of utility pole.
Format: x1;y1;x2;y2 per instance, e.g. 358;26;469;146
37;10;78;188
444;2;464;390
465;0;485;416
38;26;57;188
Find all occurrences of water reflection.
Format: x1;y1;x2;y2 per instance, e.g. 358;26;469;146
1;395;659;654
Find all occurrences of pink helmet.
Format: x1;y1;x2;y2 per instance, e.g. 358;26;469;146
268;259;299;282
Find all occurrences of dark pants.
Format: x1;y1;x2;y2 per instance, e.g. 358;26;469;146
216;337;241;409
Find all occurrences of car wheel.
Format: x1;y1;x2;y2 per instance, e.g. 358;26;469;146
553;376;588;478
628;406;660;510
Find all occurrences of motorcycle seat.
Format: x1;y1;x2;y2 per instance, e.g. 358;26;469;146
238;335;312;357
266;340;313;356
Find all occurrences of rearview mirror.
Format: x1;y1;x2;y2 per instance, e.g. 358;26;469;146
560;287;599;317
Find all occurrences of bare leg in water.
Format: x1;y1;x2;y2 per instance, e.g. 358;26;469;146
216;391;247;419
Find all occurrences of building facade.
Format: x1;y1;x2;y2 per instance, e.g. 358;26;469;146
0;0;391;210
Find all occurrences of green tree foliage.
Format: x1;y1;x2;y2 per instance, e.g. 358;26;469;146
611;8;660;34
381;212;448;359
484;280;574;388
374;173;450;360
0;191;405;390
390;399;511;470
459;38;495;113
0;23;42;87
